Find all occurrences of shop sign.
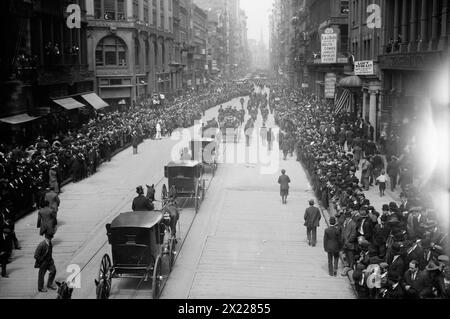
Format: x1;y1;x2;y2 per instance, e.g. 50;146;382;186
321;30;337;64
301;83;309;88
324;73;336;99
354;60;374;75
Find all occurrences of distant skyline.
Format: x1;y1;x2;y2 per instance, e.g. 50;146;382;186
240;0;273;47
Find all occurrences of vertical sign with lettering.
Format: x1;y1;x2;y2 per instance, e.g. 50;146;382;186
324;73;337;99
321;28;337;64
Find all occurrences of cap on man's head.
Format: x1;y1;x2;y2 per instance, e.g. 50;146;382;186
309;199;315;205
329;217;336;225
136;186;144;194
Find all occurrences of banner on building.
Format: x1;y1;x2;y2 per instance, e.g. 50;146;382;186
354;60;374;75
324;73;336;99
321;28;337;64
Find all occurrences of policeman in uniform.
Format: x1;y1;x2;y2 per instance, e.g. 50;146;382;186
132;186;154;211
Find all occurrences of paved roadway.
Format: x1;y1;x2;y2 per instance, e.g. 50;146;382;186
162;87;355;299
0;88;355;299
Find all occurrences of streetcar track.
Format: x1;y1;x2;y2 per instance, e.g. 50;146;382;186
74;96;244;299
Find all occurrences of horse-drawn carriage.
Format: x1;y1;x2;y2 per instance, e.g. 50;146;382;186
163;160;205;214
190;138;218;176
95;209;177;299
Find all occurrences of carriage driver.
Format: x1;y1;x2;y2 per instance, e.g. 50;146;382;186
132;186;155;211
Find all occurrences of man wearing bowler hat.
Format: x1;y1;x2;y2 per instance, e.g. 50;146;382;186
304;199;321;247
34;233;57;292
323;216;341;276
132;186;154;211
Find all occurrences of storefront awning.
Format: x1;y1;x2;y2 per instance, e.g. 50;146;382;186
53;97;85;110
81;93;109;110
0;113;40;125
338;75;363;88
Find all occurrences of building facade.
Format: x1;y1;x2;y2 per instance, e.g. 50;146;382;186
379;0;449;143
348;0;383;140
0;0;94;144
86;0;178;108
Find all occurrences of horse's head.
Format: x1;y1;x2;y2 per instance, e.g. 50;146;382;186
56;281;73;299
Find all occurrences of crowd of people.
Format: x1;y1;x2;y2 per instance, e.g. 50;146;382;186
270;80;449;299
0;82;251;277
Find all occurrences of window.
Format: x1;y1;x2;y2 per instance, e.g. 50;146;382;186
152;1;157;26
96;36;127;66
135;40;140;66
133;0;139;20
340;0;349;14
144;0;149;23
145;41;150;66
94;0;126;20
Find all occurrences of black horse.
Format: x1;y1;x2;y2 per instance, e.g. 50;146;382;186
94;278;110;299
56;281;73;299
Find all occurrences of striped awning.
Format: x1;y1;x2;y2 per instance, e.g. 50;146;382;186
334;89;352;115
53;97;85;110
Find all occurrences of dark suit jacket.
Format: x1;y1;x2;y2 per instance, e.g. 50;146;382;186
132;195;154;211
37;207;57;236
34;240;53;267
388;255;405;275
385;283;405;299
402;269;422;293
323;225;341;253
278;174;290;190
304;206;321;228
357;217;373;241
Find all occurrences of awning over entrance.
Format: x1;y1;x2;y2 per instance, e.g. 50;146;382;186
53;97;85;110
0;113;40;125
81;93;109;110
339;75;363;88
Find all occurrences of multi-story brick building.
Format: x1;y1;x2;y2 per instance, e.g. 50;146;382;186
0;0;95;144
86;0;178;107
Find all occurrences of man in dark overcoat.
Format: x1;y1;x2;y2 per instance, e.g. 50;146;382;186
324;216;341;276
304;199;321;247
132;186;154;211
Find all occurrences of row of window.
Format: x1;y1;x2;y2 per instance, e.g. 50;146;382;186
95;36;170;67
94;0;172;29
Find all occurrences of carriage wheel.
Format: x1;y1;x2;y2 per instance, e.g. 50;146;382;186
152;256;163;299
97;254;112;299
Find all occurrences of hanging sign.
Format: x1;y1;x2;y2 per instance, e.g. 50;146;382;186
321;28;337;64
